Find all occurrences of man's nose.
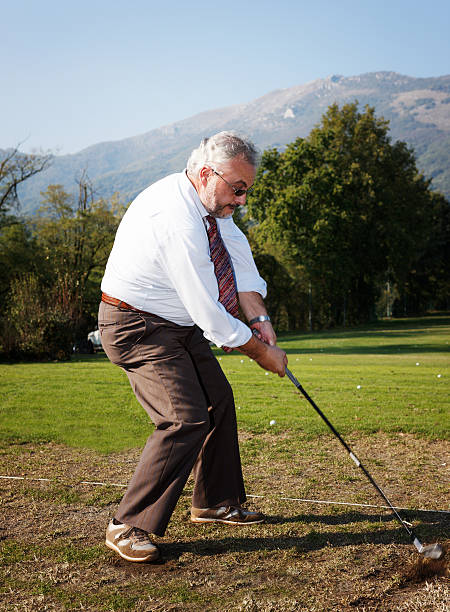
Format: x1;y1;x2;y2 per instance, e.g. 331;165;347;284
234;193;247;205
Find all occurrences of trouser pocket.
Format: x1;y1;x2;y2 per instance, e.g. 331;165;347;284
98;303;148;367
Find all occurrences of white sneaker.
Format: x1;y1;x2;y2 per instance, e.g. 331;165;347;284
105;519;160;562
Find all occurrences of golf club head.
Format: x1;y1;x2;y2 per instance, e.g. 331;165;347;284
421;543;444;560
414;537;445;559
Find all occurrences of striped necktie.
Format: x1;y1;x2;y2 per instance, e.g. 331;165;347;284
206;215;239;318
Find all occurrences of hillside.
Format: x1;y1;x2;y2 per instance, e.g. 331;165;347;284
14;71;450;211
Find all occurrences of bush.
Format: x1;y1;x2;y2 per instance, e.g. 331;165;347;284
0;316;17;357
1;273;82;360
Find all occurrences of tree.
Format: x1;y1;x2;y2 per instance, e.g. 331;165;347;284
247;102;437;327
1;176;126;359
395;192;450;314
32;177;126;324
0;215;42;308
0;145;52;213
5;272;81;360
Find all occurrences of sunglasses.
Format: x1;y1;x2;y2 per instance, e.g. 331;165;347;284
211;169;254;197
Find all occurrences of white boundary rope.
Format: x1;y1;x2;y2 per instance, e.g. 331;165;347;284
246;494;450;514
1;474;449;514
0;475;126;488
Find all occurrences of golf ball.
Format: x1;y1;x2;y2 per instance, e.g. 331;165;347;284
416;362;420;366
437;374;442;378
356;385;361;389
270;419;276;426
265;372;269;375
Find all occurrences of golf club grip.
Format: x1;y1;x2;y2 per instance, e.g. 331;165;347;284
285;366;415;539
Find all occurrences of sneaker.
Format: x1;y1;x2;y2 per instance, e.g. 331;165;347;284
105;519;160;562
191;505;265;525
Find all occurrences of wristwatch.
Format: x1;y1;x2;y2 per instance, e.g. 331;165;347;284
249;315;271;325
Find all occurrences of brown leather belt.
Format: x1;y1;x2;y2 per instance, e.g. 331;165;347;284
101;292;155;316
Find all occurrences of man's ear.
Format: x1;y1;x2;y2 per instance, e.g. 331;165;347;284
199;166;212;187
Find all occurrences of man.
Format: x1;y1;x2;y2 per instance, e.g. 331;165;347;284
99;131;287;563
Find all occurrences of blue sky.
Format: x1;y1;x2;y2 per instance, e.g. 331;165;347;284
3;0;449;154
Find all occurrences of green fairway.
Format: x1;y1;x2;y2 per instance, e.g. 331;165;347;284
0;316;448;453
1;315;449;611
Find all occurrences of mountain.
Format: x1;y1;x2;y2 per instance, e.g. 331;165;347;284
14;71;450;212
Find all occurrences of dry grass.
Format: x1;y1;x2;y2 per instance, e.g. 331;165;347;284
1;432;449;611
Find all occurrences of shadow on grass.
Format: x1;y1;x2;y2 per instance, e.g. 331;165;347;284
71;353;109;363
113;511;450;570
266;509;450;526
133;525;449;568
184;521;445;554
0;353;111;366
281;316;450;340
277;315;450;355
282;343;450;355
83;342;449;359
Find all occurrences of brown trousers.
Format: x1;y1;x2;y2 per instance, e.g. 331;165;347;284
98;301;246;536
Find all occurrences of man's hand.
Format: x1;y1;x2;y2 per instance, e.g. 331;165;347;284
257;343;288;377
238;333;287;377
222;321;275;354
250;320;277;346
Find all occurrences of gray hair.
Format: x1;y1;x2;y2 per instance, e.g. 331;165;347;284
186;131;260;176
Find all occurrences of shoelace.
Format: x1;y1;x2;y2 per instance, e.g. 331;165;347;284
122;526;149;543
225;505;245;518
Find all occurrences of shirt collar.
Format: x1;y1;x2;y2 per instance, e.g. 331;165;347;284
181;169;210;219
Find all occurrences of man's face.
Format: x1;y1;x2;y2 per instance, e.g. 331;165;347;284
201;156;256;219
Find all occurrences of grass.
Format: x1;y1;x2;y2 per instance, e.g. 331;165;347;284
0;315;448;452
0;315;449;611
0;541;106;566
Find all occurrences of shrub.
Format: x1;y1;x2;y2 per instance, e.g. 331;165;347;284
2;273;82;360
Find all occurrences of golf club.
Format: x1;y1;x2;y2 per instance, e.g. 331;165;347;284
284;366;444;560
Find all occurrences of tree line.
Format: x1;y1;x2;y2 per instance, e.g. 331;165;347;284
245;102;449;331
0;160;125;359
1;102;448;359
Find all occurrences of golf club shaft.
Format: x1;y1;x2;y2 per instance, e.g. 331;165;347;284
285;366;423;548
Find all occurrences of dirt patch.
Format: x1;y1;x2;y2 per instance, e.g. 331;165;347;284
1;433;449;611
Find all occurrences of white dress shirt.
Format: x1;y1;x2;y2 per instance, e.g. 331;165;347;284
101;171;267;348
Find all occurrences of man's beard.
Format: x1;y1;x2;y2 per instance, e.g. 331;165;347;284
203;186;236;218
